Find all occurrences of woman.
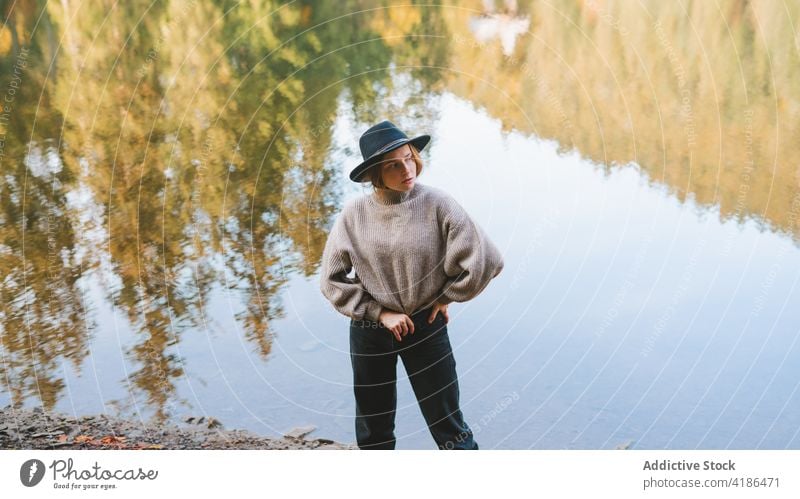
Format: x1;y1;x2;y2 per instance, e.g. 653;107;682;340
319;120;504;450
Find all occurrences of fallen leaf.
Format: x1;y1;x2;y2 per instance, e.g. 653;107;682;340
74;435;93;443
99;435;127;445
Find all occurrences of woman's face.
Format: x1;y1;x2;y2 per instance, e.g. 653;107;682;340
379;144;416;191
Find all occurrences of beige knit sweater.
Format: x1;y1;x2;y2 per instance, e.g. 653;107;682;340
319;182;504;321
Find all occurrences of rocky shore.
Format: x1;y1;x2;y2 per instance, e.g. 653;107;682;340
0;406;355;450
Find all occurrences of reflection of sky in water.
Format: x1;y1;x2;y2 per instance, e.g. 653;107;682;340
288;94;800;449
4;92;800;449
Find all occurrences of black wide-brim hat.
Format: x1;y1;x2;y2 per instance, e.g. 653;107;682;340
349;120;430;182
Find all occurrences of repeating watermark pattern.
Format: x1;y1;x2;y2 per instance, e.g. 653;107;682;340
140;334;181;418
747;189;800;319
0;45;30;168
135;0;198;79
584;0;630;37
451;33;574;139
653;20;697;150
509;207;560;291
190;137;215;231
442;391;519;449
640;237;706;358
721;107;756;257
595;228;655;341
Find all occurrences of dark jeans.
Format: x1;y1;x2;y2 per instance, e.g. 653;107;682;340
349;305;478;450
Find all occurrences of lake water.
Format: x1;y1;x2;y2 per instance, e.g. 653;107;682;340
1;0;799;449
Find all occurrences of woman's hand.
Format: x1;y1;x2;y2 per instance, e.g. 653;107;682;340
427;302;449;325
378;309;415;342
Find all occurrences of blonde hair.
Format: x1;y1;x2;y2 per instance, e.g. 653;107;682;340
367;144;424;189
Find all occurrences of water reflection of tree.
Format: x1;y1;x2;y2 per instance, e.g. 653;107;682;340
0;0;90;411
7;0;795;423
447;0;800;240
0;0;449;419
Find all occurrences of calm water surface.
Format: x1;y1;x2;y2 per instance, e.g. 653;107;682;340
1;0;799;448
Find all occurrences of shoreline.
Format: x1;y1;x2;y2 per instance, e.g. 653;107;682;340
0;406;355;450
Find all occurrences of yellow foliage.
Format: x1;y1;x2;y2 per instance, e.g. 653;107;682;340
369;5;422;46
0;27;11;55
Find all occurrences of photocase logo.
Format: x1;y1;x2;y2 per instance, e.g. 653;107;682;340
20;459;46;487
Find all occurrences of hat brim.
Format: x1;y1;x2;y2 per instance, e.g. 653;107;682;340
349;134;430;182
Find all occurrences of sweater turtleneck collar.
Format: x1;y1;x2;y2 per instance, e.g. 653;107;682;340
371;183;420;206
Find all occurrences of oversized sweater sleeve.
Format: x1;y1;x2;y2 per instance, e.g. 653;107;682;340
319;212;385;321
437;199;504;305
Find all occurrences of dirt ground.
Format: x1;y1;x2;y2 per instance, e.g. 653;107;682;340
0;406;355;450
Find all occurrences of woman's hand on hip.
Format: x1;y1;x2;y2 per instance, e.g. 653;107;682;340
428;302;449;324
378;309;415;342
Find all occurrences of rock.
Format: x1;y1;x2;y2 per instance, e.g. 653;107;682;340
126;430;144;440
31;431;64;438
1;407;348;450
615;440;634;450
66;427;83;440
284;425;316;439
183;415;221;428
